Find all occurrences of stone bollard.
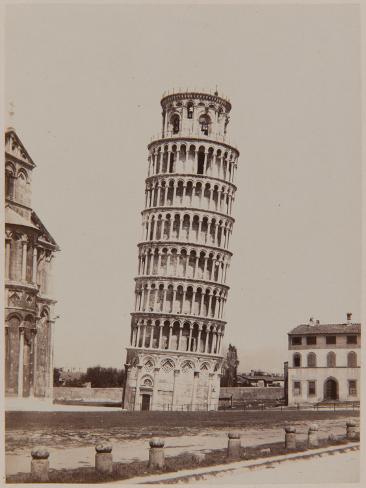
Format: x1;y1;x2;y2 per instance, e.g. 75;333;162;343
95;444;113;475
227;432;241;459
149;438;165;469
346;421;357;440
260;448;271;455
307;424;319;448
192;452;206;464
285;426;297;450
31;449;50;482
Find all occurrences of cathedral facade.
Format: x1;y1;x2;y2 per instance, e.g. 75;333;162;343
5;128;59;400
123;91;239;411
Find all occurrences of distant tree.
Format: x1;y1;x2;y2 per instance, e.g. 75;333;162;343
83;366;125;388
65;377;86;387
221;345;239;387
53;367;62;387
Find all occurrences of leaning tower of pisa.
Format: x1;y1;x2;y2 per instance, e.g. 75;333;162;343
123;90;239;411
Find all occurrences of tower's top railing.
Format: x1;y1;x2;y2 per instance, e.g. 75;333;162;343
161;89;232;112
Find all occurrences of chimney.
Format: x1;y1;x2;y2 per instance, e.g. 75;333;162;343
347;312;352;324
309;317;314;326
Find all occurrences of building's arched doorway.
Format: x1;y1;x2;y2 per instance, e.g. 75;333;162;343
141;394;151;411
324;378;338;400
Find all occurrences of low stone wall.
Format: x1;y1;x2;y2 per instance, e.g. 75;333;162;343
53;386;284;405
53;387;123;403
220;387;284;402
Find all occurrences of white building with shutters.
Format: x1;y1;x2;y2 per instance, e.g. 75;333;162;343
287;314;360;405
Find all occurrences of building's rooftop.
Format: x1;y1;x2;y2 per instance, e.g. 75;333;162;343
5;127;36;168
5;205;38;229
289;323;361;335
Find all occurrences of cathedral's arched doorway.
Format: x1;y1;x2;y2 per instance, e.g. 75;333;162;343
324;377;338;401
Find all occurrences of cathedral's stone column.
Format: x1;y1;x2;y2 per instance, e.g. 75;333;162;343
191;371;199;411
141;323;147;348
21;238;28;282
151;367;160;410
158;323;163;349
46;255;54;296
48;320;54;398
134;365;143;411
122;363;130;408
171;369;180;410
134;292;139;312
136;323;141;347
29;328;37;397
207;372;214;410
18;326;24;397
5;238;11;280
32;246;38;284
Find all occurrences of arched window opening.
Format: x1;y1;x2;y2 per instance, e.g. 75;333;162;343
143;377;153;387
293;353;301;367
180;145;186;162
156;150;161;174
5;168;15;199
347;351;357;368
176;181;184;205
18;170;27;181
167;182;174;205
169;152;174;173
171;114;180;134
199;114;210;136
162;358;174;372
187;102;194;119
307;352;317;368
327;351;336;368
197;151;205;174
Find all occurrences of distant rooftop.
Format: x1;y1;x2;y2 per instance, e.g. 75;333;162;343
238;373;284;382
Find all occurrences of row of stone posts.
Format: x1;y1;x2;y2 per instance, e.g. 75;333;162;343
284;425;319;450
30;439;165;481
284;420;358;450
29;421;359;481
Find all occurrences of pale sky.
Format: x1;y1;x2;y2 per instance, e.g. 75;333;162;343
5;3;361;373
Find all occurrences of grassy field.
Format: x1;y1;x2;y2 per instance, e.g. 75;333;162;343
6;409;359;437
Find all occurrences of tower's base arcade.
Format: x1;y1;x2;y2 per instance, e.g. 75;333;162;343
123;348;223;411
